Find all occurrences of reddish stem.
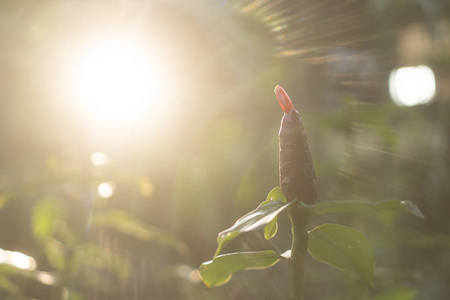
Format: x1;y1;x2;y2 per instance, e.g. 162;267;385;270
274;85;294;114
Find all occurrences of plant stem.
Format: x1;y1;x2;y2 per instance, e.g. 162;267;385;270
288;207;309;300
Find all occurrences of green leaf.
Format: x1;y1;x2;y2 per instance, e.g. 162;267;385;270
215;199;294;256
305;200;425;219
265;187;287;203
199;251;281;287
308;223;374;284
264;218;278;240
263;187;286;240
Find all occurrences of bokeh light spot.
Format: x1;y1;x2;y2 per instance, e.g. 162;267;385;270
97;182;114;198
0;249;37;270
36;271;56;285
139;178;155;197
389;65;436;106
91;152;110;166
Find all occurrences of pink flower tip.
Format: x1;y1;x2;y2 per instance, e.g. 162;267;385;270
274;85;294;114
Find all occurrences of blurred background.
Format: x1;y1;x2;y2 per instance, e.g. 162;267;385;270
0;0;449;299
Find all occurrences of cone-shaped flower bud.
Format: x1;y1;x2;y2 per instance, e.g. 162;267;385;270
275;86;317;204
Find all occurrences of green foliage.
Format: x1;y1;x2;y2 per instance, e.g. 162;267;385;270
199;251;282;287
307;223;374;284
263;187;286;240
263;218;278;240
265;187;287;203
32;198;64;241
215;187;292;256
0;154;192;300
0;274;19;296
201;187;425;292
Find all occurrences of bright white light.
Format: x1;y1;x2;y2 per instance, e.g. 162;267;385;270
0;249;37;270
73;38;168;125
91;152;110;166
11;252;36;270
36;271;56;285
98;182;114;198
389;65;436;106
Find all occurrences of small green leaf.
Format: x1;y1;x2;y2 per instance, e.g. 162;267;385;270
266;187;286;203
215;200;294;256
264;218;278;240
263;187;286;240
305;200;425;219
308;223;374;284
199;251;281;287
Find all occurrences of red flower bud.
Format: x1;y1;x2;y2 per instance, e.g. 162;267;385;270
275;85;294;114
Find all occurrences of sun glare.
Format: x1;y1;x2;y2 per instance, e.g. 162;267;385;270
73;38;168;126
